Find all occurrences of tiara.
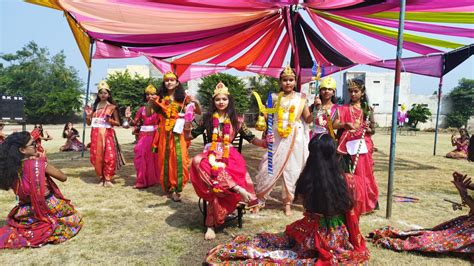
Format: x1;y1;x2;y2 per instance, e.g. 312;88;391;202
163;71;177;80
144;84;157;94
347;79;362;89
280;65;296;78
97;80;110;91
213;81;230;97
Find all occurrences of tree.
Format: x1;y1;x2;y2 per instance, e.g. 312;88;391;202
0;41;83;123
198;73;250;114
248;75;280;113
407;104;432;128
105;71;161;115
446;78;474;128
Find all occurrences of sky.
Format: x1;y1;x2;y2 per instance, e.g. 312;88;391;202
1;0;473;97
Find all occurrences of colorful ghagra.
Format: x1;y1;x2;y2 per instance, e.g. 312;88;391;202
190;118;257;227
369;214;473;258
152;97;189;194
254;92;310;204
89;103;125;182
0;158;83;248
206;211;369;265
132;106;160;188
60;130;85;152
337;105;377;215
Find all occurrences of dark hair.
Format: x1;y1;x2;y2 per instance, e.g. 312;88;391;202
34;124;44;137
92;89;119;112
468;135;474;162
204;94;239;142
318;91;337;104
0;132;31;190
295;134;353;216
62;123;79;138
347;79;370;119
157;79;186;103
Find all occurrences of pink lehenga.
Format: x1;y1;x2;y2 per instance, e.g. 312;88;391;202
0;158;83;248
189;120;257;228
132;106;160;188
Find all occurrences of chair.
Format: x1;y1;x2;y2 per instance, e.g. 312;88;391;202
198;131;246;228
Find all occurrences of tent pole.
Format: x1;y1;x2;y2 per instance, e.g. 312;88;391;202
81;40;94;158
386;0;406;219
433;76;443;156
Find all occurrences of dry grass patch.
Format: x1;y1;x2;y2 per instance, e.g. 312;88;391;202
0;126;472;265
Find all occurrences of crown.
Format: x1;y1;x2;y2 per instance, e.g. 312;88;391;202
97;80;110;91
320;77;336;90
213;81;230;97
347;79;362;89
163;71;177;80
144;84;157;94
280;65;296;78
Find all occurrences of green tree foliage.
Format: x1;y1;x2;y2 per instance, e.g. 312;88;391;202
105;71;161;115
407;104;432;128
446;78;474;128
198;73;250;114
0;41;83;123
248;75;280;112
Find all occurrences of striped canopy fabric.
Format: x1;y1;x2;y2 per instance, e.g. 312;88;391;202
26;0;473;82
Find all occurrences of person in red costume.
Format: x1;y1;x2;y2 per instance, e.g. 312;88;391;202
205;134;369;265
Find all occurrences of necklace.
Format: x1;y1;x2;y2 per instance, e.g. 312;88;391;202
276;92;296;138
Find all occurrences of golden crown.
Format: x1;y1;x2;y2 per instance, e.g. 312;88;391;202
97;80;110;91
144;84;157;94
280;65;296;78
347;79;362;89
163;71;177;80
213;81;230;97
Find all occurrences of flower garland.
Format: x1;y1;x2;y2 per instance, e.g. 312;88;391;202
162;96;180;131
209;113;231;184
277;92;296;138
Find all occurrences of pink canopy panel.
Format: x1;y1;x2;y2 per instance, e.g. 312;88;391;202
27;0;473;82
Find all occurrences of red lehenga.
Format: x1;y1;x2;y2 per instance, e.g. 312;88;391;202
0;158;83;248
206;210;369;265
337;105;378;215
89;103;125;182
189;120;257;228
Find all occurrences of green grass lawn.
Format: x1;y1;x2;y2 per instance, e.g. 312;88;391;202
0;126;472;265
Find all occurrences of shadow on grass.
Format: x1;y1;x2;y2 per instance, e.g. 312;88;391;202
373;150;438;172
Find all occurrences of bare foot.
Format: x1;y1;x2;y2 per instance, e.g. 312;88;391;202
104;181;114;188
284;203;292;216
171;192;181;202
97;180;104;187
204;227;216;240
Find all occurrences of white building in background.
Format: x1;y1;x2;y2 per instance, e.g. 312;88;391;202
342;71;453;129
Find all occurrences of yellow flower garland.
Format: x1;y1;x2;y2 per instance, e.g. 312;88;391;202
162;96;180;132
276;92;296;138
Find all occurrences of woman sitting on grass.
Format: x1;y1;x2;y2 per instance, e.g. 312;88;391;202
205;134;369;265
0;132;83;248
370;171;473;259
446;127;470;160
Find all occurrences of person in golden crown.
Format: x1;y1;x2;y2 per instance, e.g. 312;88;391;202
147;72;201;201
124;84;161;189
309;76;340;138
185;81;267;240
84;80;125;187
254;66;314;216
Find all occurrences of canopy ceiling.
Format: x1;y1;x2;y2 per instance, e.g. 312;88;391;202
26;0;473;82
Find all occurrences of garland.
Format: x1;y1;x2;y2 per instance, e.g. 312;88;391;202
209;113;231;185
162;96;180;131
277;92;296;138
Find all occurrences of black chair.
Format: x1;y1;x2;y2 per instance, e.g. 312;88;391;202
198;131;246;228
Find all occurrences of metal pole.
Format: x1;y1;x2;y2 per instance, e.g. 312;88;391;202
81;40;94;158
386;0;406;219
433;76;443;156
